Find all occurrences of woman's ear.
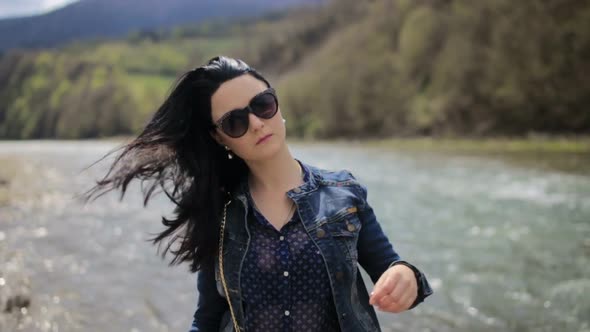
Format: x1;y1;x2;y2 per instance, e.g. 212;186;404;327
210;130;224;146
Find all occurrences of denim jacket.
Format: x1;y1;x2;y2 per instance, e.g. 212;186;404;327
190;160;432;332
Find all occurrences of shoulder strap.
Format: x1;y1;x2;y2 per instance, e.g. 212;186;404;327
218;199;241;331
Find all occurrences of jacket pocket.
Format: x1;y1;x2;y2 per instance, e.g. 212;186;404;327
326;207;361;261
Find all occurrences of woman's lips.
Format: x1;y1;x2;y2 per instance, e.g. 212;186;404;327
256;134;272;144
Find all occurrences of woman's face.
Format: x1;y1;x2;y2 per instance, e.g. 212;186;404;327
210;74;286;162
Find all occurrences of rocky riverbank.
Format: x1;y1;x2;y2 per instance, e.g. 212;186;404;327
0;157;33;331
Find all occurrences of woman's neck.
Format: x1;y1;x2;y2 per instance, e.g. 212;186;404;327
246;148;303;194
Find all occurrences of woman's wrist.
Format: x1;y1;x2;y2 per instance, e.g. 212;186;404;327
389;260;425;309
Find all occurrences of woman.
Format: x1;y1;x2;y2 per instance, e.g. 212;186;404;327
87;56;432;331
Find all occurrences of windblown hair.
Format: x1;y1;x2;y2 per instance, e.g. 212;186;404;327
84;56;270;272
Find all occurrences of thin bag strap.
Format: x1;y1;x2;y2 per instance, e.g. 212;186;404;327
218;199;241;331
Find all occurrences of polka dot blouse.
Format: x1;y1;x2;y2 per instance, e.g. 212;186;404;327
241;167;340;332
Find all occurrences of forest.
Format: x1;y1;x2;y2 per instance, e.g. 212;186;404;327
0;0;588;139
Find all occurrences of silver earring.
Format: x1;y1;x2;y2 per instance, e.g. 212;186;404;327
282;118;286;123
224;145;233;159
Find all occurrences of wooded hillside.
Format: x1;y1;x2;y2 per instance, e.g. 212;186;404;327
0;0;588;139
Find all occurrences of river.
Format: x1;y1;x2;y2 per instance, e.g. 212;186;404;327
0;140;589;332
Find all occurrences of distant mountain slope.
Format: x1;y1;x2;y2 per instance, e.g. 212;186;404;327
0;0;323;51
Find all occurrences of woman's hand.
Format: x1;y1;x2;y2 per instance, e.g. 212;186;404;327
369;264;418;313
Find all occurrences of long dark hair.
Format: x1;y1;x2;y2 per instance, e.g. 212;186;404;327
84;55;270;272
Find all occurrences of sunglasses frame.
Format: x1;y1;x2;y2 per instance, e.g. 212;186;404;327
212;87;278;138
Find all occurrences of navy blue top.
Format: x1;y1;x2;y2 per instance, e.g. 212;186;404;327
241;165;340;331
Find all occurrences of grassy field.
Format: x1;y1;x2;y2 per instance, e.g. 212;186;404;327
287;135;590;152
290;136;590;175
366;136;590;153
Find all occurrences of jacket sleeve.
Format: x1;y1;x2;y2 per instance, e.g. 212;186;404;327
189;259;228;332
353;180;433;308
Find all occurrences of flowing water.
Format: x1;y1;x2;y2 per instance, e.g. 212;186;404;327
0;140;589;332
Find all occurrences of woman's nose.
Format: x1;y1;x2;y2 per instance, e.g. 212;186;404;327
249;112;265;131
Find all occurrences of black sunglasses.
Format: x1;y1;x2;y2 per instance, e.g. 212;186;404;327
212;88;279;138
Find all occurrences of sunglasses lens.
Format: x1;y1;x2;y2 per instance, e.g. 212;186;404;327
251;93;278;119
221;110;249;138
